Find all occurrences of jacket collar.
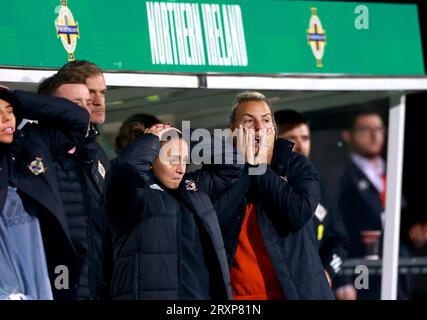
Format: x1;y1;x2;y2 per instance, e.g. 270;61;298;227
350;153;385;194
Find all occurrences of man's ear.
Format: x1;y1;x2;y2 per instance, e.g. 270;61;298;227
342;129;351;144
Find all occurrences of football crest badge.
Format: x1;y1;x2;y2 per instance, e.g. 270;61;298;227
55;0;80;61
28;157;46;176
307;7;327;68
185;180;198;192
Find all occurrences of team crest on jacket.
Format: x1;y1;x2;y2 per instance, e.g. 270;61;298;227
55;0;80;61
315;204;327;222
307;7;326;67
185;179;198;192
28;157;46;175
97;160;106;179
149;184;164;191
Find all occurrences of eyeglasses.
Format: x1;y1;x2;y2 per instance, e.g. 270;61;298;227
353;126;385;135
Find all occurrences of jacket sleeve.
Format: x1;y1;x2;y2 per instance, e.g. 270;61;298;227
318;196;349;280
251;138;321;233
13;90;90;156
320;218;349;280
185;135;244;201
105;134;160;235
117;133;160;173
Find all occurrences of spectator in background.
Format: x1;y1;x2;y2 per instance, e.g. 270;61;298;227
38;60;109;168
275;109;349;291
114;113;160;155
56;60;108;126
338;111;411;300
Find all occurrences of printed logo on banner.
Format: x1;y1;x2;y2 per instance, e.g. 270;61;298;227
307;7;327;68
146;2;248;67
55;0;80;61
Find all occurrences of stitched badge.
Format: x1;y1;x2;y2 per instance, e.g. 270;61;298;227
28;157;46;175
185;179;198;192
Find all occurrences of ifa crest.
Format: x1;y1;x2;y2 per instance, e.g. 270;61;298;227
307;7;326;68
28;157;46;176
55;0;80;61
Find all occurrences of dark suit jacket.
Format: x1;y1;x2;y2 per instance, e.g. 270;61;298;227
337;161;383;258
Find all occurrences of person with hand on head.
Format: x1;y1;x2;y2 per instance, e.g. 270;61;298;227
105;122;244;299
0;85;90;300
56;60;108;126
36;72;111;300
212;91;333;300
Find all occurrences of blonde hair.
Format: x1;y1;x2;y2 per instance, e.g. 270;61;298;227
228;91;272;126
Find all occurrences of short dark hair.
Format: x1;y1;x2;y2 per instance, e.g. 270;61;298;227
57;60;104;80
275;109;309;133
37;72;87;96
350;111;384;130
115;113;161;153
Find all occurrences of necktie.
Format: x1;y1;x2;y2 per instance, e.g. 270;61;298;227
380;174;386;209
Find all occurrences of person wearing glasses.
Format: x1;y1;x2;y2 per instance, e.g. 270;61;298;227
337;111;411;300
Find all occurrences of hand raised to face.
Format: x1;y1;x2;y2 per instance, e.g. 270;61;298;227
234;126;275;165
254;127;275;165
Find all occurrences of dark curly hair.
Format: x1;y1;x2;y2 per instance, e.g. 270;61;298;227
115;113;161;154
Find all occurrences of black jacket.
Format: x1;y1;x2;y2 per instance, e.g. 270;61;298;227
106;133;242;300
77;136;111;300
52;125;110;300
213;139;334;300
0;89;90;299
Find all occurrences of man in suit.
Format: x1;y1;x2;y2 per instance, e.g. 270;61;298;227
337;111;410;300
